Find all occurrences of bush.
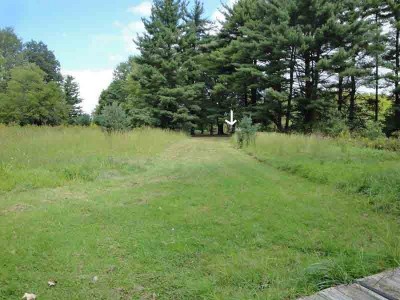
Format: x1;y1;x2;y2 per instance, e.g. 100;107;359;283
351;137;400;152
358;121;385;140
97;102;130;133
235;116;259;148
72;114;91;126
314;112;349;138
390;130;400;139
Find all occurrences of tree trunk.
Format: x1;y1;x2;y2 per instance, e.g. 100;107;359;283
209;124;213;135
303;52;314;126
251;88;257;105
217;123;224;135
395;27;400;130
285;47;295;132
338;75;343;112
275;112;283;132
374;13;379;122
349;75;356;126
244;85;248;107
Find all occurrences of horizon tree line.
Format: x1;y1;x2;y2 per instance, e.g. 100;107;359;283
0;27;89;126
96;0;400;136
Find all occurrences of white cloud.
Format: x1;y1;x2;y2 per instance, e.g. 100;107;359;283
109;54;124;62
127;1;152;16
62;69;114;114
211;0;237;28
114;20;146;53
211;10;225;23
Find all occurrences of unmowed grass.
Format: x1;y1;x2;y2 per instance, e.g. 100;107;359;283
0;125;186;192
0;128;399;299
242;133;400;214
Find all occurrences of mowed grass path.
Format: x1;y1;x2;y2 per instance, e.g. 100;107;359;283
1;132;399;299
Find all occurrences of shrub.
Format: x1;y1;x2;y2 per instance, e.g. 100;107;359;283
390;130;400;139
358;121;385;140
351;137;400;152
314;112;349;138
235;116;259;148
97;102;130;133
72;114;91;126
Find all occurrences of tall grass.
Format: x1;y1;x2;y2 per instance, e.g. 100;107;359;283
243;133;400;214
0;125;186;192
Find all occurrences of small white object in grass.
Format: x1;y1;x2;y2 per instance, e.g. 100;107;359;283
22;293;37;300
92;276;98;283
171;228;175;231
47;280;57;287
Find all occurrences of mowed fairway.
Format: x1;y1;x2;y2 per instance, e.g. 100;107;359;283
1;127;399;299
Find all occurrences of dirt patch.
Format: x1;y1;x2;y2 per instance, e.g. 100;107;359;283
1;203;32;215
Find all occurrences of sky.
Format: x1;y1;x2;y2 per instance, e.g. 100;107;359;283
0;0;229;113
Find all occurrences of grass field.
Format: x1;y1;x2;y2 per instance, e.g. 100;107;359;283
1;127;399;299
243;133;400;215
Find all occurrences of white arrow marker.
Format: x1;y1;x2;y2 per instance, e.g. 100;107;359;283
225;110;237;126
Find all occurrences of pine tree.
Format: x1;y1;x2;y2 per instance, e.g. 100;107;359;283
134;0;190;129
363;0;389;122
384;0;400;132
178;0;211;133
204;0;264;134
294;0;341;130
63;75;83;123
318;0;371;127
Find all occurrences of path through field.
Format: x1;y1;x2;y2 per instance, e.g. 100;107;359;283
1;137;399;299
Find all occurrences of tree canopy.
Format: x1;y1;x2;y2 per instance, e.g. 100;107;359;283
0;28;84;126
93;0;400;136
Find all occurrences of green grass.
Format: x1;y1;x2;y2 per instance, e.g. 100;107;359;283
243;133;400;215
1;127;399;299
0;125;186;192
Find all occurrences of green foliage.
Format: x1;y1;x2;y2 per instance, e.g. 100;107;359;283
391;130;400;139
358;120;386;140
0;64;67;125
314;111;350;138
0;27;24;91
0;27;77;127
97;102;130;132
350;136;400;152
72;113;91;126
62;75;83;122
235;116;259;148
22;40;62;82
91;0;400;135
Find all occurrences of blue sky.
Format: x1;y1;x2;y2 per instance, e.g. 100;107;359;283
0;0;228;112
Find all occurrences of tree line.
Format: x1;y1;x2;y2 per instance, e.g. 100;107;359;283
0;28;89;126
95;0;400;136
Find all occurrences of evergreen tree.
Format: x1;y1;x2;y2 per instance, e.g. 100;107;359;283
294;0;341;130
63;75;83;123
362;0;389;122
95;57;138;115
134;0;188;129
384;0;400;132
179;0;211;133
